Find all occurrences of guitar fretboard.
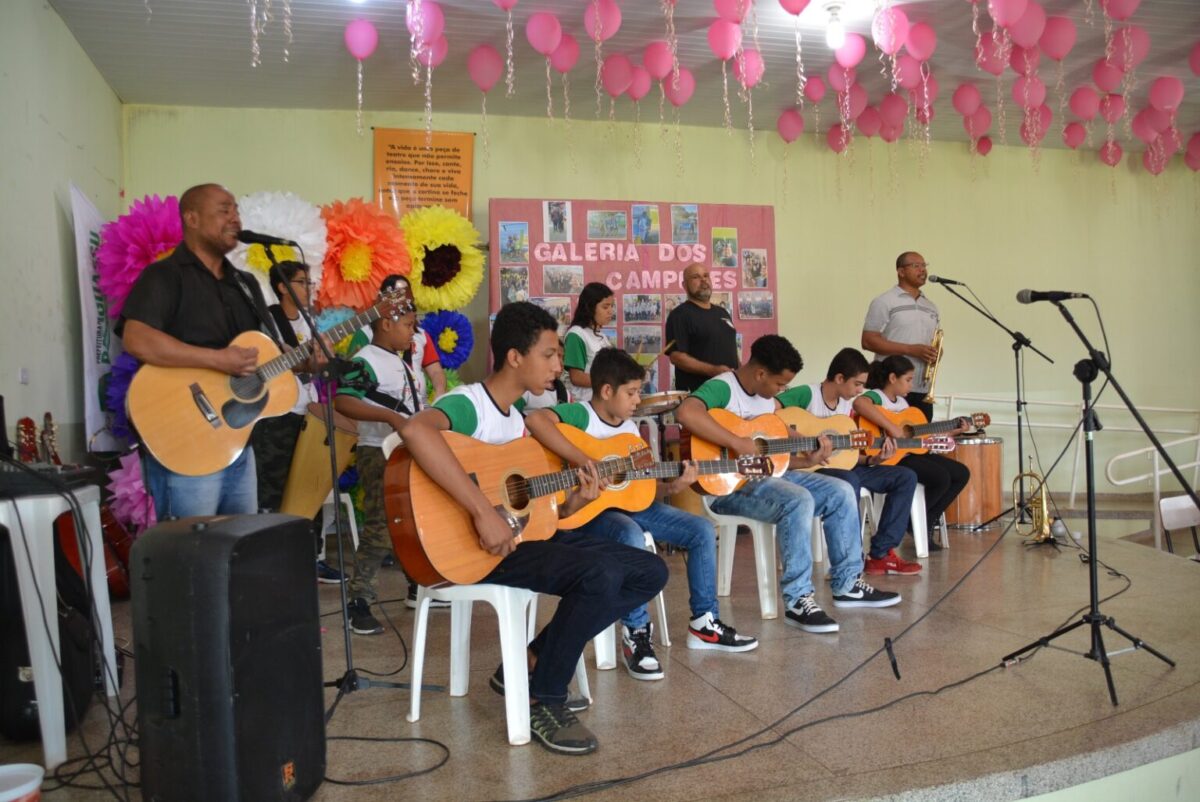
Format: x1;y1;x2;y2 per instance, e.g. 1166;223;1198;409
525;451;646;498
255;306;387;383
910;418;964;436
756;433;861;456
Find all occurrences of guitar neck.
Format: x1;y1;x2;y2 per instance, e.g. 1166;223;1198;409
873;436;929;451
910;418;961;436
528;452;639;498
255;306;385;382
631;457;748;480
759;433;860;455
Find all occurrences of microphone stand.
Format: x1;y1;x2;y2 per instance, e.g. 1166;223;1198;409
933;282;1053;530
268;251;439;725
1000;300;1178;706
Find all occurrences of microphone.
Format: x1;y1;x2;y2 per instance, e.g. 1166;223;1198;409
1016;289;1090;304
237;229;299;247
927;274;964;286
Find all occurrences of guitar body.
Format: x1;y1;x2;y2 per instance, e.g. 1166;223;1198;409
858;407;932;465
775;409;862;472
551;426;657;530
127;330;299;476
685;409;791;495
383;431;560;586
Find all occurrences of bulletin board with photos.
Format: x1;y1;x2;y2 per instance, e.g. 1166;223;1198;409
488;198;778;392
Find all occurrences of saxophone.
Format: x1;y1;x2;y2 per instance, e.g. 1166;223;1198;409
921;327;944;405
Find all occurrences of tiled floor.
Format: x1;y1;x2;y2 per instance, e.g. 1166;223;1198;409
3;500;1198;801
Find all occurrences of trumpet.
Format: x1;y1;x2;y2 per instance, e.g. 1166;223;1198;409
921;327;944;405
1014;458;1053;542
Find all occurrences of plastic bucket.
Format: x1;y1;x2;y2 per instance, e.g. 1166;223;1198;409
0;764;43;802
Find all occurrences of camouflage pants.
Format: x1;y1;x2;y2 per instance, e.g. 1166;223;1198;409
349;445;393;603
250;412;322;552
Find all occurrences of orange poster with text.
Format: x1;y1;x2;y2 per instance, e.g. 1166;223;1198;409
373;128;474;221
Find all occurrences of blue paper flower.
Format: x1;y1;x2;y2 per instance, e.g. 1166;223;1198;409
104;352;140;440
422;309;474;370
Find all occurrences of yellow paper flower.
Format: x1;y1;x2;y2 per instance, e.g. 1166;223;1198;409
400;205;484;312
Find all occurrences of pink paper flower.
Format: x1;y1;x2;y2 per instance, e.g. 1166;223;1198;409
106;450;157;535
96;195;182;319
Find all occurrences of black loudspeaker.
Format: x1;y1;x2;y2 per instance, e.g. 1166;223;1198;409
131;514;325;801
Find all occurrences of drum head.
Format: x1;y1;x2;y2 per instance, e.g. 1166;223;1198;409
635;391;689;417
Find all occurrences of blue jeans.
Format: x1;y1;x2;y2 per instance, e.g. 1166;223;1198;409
143;447;259;520
571;501;718;629
820;465;918;558
779;470;864;596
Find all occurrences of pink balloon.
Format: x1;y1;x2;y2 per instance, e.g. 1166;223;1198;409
975;32;1007;76
664;67;696;107
1131;109;1160;144
1161;127;1182;156
967;105;993;136
1142;149;1165;176
895;54;923;89
906;23;938;62
601;54;633;97
1100;0;1140;21
1148;76;1184;113
872;7;910;57
714;0;749;23
1010;46;1040;77
827;65;855;92
827;123;850;153
804;76;827;103
491;0;518;10
857;106;882;137
416;35;448;68
1187;151;1200;172
1143;106;1172;133
1009;2;1046;49
733;49;766;89
1063;121;1086;149
1092;59;1124;93
584;0;621;43
707;19;742;61
467;44;503;93
953;83;982;116
836;33;868;69
1039;16;1076;61
1192;42;1200;77
643;41;673;81
988;0;1029;28
1110;26;1150;71
777;108;805;143
1069;86;1100;120
976;135;993;156
839;83;868;119
915;103;936;125
1099;140;1123;167
1020;104;1052;144
626;65;652;101
779;0;811;15
525;12;562;57
406;1;444;46
550;33;580;73
915;72;941;102
1099;93;1126;124
344;19;379;61
1189;133;1200;157
1013;75;1046;109
879;92;909;127
880;123;902;143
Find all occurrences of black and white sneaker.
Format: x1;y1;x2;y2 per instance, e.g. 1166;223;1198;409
784;594;839;633
686;612;759;652
347;598;384;635
832;577;902;608
405;583;450;610
622;624;665;680
489;663;590;713
530;702;598;756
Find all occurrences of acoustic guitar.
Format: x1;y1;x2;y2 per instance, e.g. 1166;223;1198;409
775;409;867;472
54;507;131;600
128;291;410;476
685;409;871;495
15;417;38;463
857;407;984;465
551;424;773;529
40;412;62;466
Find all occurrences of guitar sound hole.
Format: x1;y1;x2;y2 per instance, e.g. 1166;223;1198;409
504;476;531;512
608;471;627;485
230;374;264;401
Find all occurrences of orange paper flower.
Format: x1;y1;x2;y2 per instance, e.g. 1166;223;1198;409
319;198;410;310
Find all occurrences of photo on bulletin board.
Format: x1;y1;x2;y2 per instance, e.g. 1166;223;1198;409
671;204;699;243
499;266;529;304
642;359;661;393
623;326;662;363
631;204;660;245
623;293;662;323
741;248;768;288
712;227;739;268
587;210;628;240
663;293;687;317
543;201;572;243
710;291;732;310
736;332;744;360
531;296;573;331
498;222;529;264
543;264;584;295
738;291;775;320
599;326;617;345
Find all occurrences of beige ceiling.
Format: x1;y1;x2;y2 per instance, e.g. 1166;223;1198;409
48;0;1200;151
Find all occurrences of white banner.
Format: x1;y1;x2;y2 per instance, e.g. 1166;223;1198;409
70;184;123;452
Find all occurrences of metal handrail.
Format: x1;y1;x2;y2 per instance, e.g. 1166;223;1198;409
1106;433;1200;551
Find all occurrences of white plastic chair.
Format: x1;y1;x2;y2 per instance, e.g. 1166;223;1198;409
317;491;360;561
1159;495;1200;557
702;496;779;620
589;531;672;670
407;584;590;746
812;487;875;564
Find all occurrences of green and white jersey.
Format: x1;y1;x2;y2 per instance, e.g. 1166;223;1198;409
690;371;776;420
776;383;854;418
563;325;611;402
552;401;640;440
860;389;909;413
433;382;526;445
336;344;420;448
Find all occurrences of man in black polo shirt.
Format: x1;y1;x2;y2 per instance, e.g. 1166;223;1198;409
119;183;272;519
664;263;739;392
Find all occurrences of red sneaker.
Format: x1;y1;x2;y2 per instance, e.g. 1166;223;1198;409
865;549;922;576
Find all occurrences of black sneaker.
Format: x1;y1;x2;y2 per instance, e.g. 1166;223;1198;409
622;624;665;680
405;583;450;610
686;612;759;652
784;594;839;633
832;577;902;608
529;702;598;756
489;663;590;713
316;560;347;584
381;552;397;568
347;598;384;635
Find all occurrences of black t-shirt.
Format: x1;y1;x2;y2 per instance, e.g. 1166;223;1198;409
664;300;739;392
118;243;271;350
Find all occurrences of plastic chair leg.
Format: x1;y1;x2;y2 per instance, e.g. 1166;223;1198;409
716;525;735;597
750;523;779;620
448;600;474;697
495;591;532;746
406;591;433;724
911;485;929;558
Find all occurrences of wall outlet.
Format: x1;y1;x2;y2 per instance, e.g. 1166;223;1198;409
17;367;29;385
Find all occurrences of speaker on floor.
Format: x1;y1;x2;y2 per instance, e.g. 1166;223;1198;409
131;514;325;801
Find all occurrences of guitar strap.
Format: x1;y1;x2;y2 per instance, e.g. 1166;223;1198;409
232;269;285;347
364;358;423;417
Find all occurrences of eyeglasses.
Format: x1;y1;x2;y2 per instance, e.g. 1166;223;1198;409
290;279;316;288
902;262;929;270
